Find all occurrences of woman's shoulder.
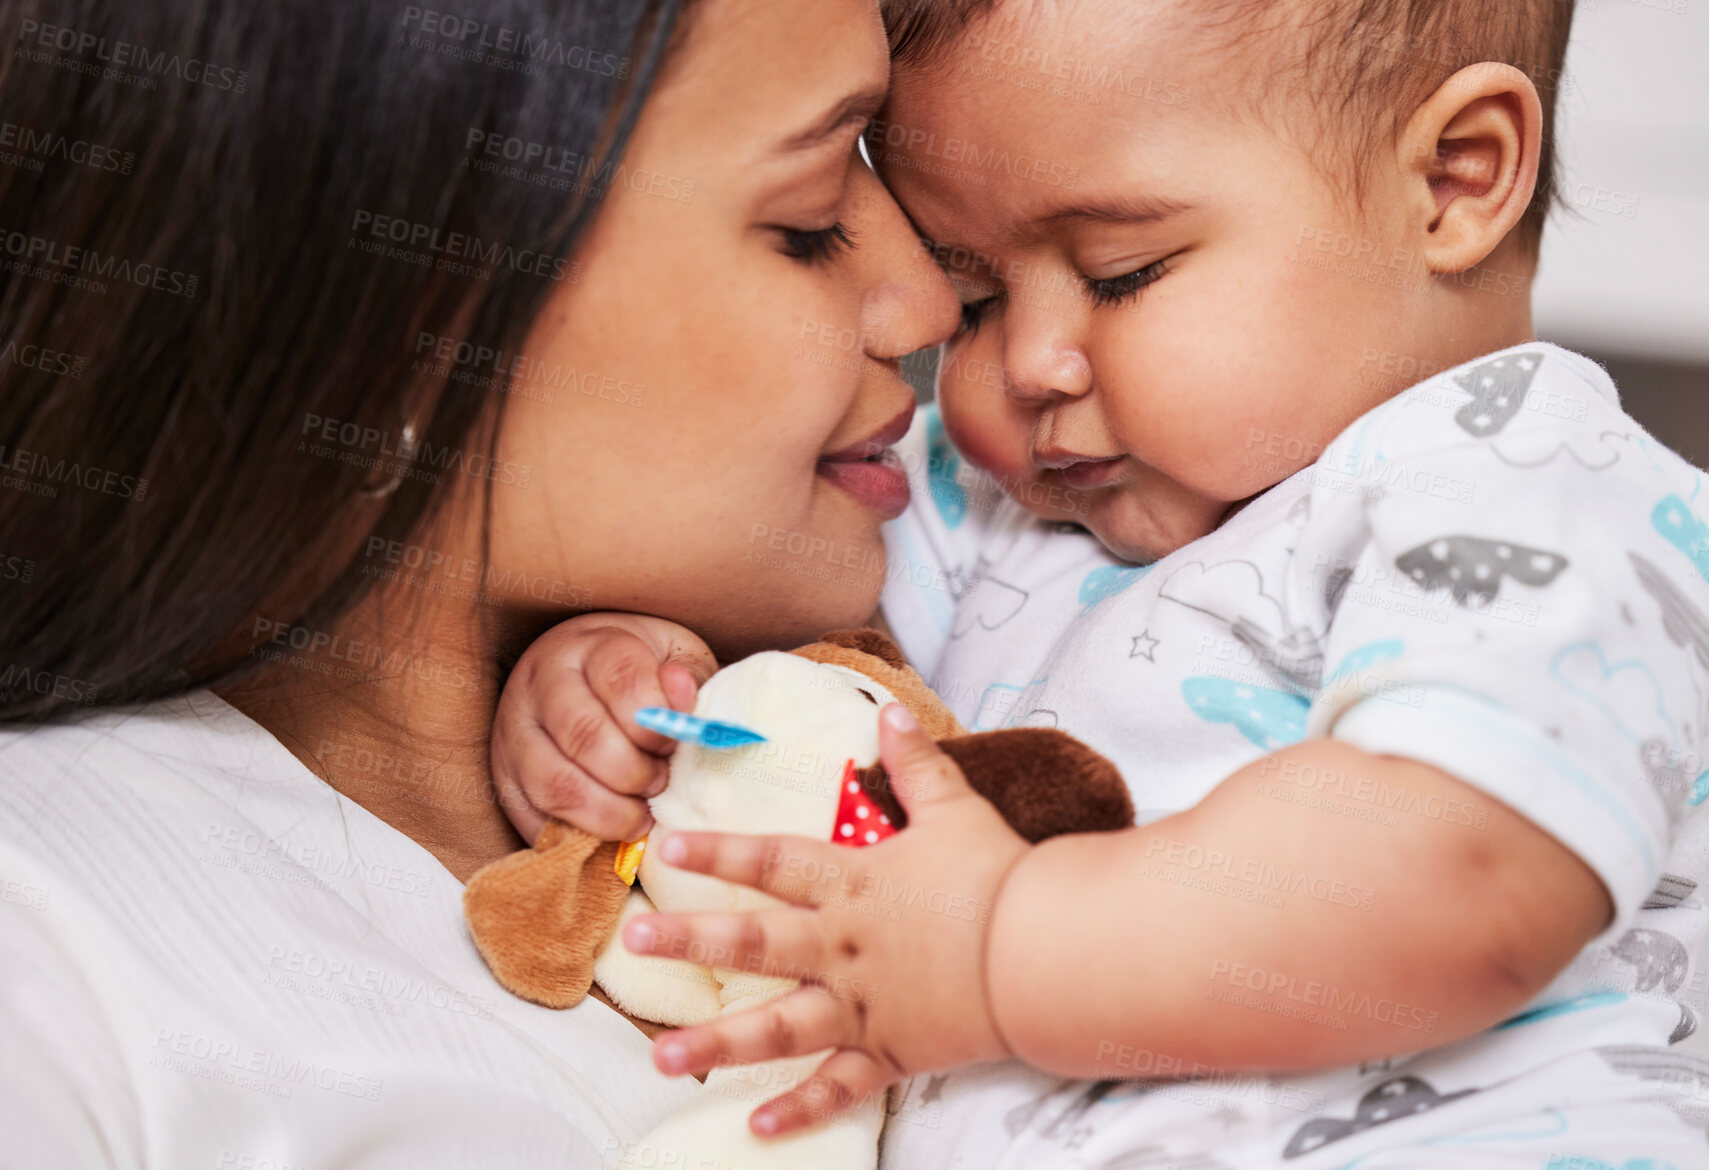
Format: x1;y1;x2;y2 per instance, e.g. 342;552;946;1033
0;687;276;776
0;690;305;1161
0;689;298;848
0;688;458;925
0;691;698;1163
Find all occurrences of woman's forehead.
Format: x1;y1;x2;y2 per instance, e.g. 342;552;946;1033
655;0;891;159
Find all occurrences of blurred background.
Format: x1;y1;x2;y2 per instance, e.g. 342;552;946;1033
904;0;1709;467
1535;0;1709;466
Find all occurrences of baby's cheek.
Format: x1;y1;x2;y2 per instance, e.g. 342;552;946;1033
945;397;1095;526
940;394;1026;482
937;343;1028;467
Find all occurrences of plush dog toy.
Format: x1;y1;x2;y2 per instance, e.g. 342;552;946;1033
464;629;1133;1169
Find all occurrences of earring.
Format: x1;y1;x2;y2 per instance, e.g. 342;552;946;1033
359;422;417;498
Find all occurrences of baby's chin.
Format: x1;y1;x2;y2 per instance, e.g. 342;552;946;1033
1080;484;1235;566
989;468;1232;564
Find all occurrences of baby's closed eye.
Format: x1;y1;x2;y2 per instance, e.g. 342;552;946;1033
1083;257;1172;308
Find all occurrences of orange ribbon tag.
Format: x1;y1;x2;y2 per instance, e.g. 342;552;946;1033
614;837;647;885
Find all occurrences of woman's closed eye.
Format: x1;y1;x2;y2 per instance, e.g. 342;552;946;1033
777;222;855;264
1084;257;1170;308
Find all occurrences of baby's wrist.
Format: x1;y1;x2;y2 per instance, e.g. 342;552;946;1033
975;840;1033;1064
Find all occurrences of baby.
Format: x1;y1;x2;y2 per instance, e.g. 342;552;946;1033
491;0;1709;1165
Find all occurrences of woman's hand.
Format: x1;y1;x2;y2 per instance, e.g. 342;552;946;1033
623;705;1028;1136
492;613;716;843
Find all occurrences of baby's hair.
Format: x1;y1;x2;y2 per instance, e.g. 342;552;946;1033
882;0;1574;252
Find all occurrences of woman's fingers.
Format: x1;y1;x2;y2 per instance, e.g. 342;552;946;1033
624;905;830;980
750;1048;897;1137
651;987;858;1076
493;710;653;841
653;831;857;906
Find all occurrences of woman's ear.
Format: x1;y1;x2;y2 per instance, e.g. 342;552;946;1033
1397;62;1543;274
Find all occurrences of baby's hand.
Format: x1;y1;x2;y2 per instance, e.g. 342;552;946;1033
492;614;716;844
623;705;1026;1136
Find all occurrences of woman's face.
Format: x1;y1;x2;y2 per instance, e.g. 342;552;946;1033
487;0;959;660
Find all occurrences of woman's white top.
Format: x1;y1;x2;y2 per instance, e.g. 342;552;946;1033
0;689;696;1168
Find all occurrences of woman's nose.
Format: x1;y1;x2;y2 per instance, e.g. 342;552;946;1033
849;169;961;362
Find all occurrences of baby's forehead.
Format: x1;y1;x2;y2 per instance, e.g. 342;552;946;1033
950;0;1210;75
895;0;1572;141
880;2;1244;181
888;0;1274;151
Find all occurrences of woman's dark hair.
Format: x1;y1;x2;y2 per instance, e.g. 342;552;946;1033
0;0;686;719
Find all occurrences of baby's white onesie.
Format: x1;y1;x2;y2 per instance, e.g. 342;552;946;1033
878;342;1709;1169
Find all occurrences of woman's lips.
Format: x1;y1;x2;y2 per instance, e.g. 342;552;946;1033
1057;457;1125;491
822;405;915;461
817;404;915;520
817;447;910;520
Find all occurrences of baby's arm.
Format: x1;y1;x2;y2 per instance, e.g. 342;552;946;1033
627;714;1609;1133
986;736;1608;1076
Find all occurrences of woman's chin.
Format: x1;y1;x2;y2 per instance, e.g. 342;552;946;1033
695;566;887;661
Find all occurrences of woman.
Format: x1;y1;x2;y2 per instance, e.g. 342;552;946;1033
0;0;957;1162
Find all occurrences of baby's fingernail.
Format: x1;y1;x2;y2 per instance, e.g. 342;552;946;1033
656;1039;689;1074
644;774;667;798
660;834;688;864
883;704;918;732
752;1110;780;1136
626;920;655;952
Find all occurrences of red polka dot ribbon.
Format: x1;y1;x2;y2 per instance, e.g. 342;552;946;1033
832;758;896;847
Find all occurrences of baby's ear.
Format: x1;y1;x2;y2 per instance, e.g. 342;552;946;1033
818;627;908;670
463;822;628;1008
940;728;1134;842
1399;61;1543;272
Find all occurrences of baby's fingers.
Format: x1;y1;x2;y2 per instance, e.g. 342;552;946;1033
624;905;828;981
652;831;858;906
650;987;858;1076
582;633;692;765
750;1049;896;1137
492;709;652;842
534;666;670;804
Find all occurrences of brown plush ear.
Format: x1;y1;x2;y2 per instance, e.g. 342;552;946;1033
791;631;963;741
817;628;908;670
940;729;1134;842
462;821;628;1009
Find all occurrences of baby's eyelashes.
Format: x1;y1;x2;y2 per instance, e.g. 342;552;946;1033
1083;257;1171;308
957;292;1004;337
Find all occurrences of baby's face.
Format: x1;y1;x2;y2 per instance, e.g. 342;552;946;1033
877;5;1433;563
